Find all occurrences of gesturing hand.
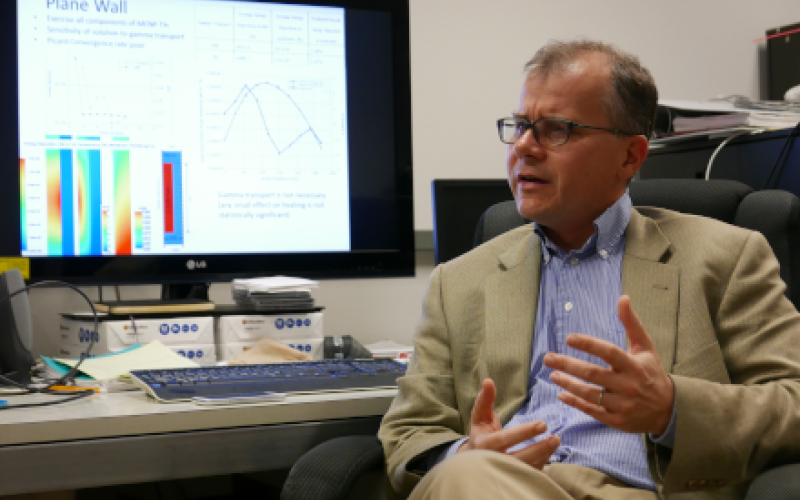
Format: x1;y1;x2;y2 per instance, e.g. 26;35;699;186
459;378;561;469
543;295;675;435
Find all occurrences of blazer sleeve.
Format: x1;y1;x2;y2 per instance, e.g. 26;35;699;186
378;265;466;497
660;231;800;493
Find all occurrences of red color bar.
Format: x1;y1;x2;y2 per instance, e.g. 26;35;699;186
163;162;174;233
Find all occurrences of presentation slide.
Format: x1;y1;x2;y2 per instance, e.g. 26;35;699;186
18;0;351;256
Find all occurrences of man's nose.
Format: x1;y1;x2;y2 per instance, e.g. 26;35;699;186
514;126;544;158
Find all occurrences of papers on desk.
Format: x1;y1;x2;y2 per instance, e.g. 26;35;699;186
654;99;800;145
231;276;319;311
650;126;763;146
232;276;319;293
672;112;750;132
42;341;199;381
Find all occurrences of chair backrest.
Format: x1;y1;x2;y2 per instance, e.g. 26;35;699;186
473;179;800;308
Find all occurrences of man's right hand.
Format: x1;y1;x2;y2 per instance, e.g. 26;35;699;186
458;378;561;470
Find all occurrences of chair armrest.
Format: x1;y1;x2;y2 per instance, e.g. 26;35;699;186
281;436;385;500
746;464;800;500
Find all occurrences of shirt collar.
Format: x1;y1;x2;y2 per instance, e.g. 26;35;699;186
534;190;632;259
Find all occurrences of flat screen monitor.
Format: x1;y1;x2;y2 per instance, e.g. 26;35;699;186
766;22;800;101
431;179;515;265
1;0;413;286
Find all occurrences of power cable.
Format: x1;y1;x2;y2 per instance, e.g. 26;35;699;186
0;280;100;409
705;131;752;180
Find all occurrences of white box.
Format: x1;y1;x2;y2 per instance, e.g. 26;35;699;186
217;342;256;362
217;312;323;343
168;344;218;366
283;338;324;360
217;338;324;362
59;315;214;351
56;343;218;367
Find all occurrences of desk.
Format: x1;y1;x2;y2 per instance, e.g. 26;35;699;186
641;128;800;195
0;388;397;496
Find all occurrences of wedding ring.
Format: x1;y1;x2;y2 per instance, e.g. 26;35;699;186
598;388;605;407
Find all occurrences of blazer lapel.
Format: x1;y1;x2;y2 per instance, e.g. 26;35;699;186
623;209;680;373
485;229;541;420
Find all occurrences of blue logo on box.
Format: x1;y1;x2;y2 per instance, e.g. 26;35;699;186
191;324;198;332
160;324;169;335
196;350;204;358
182;324;189;333
171;324;180;334
275;318;285;329
78;328;98;343
287;318;295;328
178;350;186;357
304;319;311;327
304;344;311;352
187;350;195;359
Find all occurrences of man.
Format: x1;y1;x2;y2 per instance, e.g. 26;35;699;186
378;40;800;499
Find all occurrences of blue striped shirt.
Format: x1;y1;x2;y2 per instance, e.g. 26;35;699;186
503;191;655;490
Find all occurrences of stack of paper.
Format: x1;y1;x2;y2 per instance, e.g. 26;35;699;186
672;113;750;132
232;277;318;311
42;341;199;382
365;340;414;362
657;100;800;142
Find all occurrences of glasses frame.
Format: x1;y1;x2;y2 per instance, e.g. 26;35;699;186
496;116;637;146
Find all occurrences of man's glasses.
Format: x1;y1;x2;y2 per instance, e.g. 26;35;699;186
496;117;636;146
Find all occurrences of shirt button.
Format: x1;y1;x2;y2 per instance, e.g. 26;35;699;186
570;257;579;266
599;249;609;259
565;302;574;312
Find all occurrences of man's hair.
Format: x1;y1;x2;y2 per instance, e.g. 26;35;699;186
524;39;658;138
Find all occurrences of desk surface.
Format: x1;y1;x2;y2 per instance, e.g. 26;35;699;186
0;388;397;446
0;388;397;495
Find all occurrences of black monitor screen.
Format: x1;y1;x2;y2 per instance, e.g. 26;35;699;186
431;180;515;265
0;0;413;284
767;22;800;101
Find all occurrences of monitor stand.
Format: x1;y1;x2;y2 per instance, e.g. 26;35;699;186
161;283;210;301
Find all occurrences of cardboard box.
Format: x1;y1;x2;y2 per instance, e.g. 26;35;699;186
217;337;324;362
217;312;323;343
56;343;218;367
59;316;214;351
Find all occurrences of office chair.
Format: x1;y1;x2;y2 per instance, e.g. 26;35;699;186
281;179;800;500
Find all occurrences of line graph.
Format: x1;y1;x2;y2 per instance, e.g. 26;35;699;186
223;82;323;155
44;53;173;138
201;75;343;172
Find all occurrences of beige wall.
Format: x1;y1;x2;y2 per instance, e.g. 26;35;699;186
28;0;800;357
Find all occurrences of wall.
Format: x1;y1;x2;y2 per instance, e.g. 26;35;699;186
28;0;800;357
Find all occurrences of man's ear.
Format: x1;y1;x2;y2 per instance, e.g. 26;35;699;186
619;135;649;182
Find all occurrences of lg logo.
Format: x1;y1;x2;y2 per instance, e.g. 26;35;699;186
186;260;207;270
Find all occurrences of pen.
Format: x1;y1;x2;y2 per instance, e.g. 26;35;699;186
48;386;100;393
0;400;7;406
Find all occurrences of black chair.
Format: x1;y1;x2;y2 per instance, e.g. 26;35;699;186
281;179;800;500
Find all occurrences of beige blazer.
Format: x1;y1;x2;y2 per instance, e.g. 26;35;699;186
379;207;800;500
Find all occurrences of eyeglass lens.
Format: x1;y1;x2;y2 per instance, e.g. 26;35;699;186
499;118;570;146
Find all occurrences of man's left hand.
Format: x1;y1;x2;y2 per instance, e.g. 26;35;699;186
542;295;674;435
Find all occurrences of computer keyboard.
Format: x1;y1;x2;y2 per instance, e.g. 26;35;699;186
130;359;407;403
